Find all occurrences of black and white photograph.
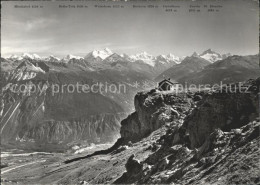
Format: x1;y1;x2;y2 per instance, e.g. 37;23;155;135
1;0;259;184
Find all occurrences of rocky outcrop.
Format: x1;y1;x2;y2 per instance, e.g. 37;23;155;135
113;79;260;184
184;92;259;148
119;82;256;149
114;154;144;184
120;90;191;143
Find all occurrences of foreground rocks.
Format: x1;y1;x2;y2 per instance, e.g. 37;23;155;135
115;78;260;184
115;120;260;184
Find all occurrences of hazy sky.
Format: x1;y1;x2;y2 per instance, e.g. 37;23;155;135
1;0;259;57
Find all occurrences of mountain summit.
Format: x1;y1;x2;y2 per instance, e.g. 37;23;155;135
130;52;180;66
85;48;113;60
130;52;156;66
199;49;222;63
22;53;41;60
8;53;42;60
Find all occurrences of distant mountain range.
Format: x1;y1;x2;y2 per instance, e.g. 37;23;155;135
3;49;259;84
178;54;260;85
5;48;234;78
6;48;229;65
157;53;259;85
199;49;231;63
156;54;211;82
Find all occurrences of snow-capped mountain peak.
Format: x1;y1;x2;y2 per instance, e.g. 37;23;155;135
161;54;180;62
45;55;61;61
131;51;154;60
130;52;155;66
7;53;43;60
87;48;113;60
8;54;23;60
130;52;182;66
131;52;151;59
22;53;41;60
199;49;222;63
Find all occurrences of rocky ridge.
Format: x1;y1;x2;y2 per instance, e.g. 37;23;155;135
115;78;260;184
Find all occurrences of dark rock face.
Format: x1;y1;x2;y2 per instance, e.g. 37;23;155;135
125;154;143;174
120;90;191;143
120;112;142;142
115;154;144;184
184;92;259;148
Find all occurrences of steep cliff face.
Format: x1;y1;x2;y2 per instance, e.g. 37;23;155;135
120;90;191;143
1;78;125;151
16;113;123;145
1;92;125;151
